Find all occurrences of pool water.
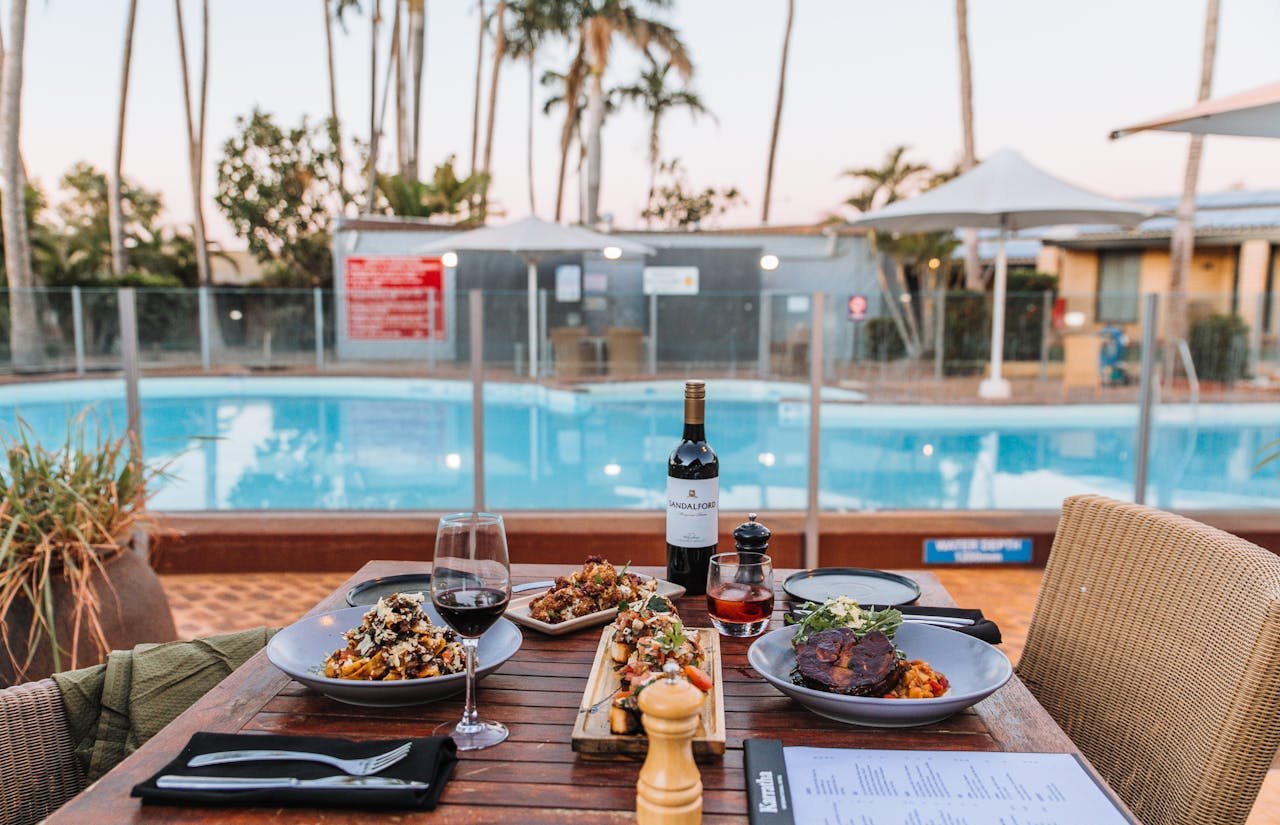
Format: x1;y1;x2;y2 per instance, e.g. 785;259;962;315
1;377;1277;511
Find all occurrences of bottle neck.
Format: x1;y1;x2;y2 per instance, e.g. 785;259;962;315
682;421;705;442
683;394;705;442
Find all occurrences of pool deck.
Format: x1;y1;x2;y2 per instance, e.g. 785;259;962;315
159;566;1279;825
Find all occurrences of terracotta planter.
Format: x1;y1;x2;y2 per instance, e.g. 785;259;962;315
0;548;178;686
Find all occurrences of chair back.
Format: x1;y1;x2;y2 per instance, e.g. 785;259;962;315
0;678;86;825
1018;494;1280;825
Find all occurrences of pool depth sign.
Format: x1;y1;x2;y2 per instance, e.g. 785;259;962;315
924;537;1033;564
345;256;446;341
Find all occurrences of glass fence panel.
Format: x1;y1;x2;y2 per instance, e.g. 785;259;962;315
479;290;815;512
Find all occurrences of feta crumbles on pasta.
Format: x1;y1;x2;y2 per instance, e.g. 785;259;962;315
324;592;466;681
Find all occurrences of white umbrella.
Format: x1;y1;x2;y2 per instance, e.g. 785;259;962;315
1111;81;1280;139
419;216;654;377
851;149;1153;399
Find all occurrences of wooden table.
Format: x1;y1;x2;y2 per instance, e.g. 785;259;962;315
49;562;1119;823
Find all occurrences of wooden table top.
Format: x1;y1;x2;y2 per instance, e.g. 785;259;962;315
48;562;1112;824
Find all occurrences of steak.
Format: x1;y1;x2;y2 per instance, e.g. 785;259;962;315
795;629;901;696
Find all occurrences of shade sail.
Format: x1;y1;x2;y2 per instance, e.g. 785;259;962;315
417;215;654;256
1111;81;1280;140
849;149;1154;233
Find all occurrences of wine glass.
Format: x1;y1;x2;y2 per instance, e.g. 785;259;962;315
430;512;512;750
705;552;774;637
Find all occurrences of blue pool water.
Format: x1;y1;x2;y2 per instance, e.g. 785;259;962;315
0;377;1277;511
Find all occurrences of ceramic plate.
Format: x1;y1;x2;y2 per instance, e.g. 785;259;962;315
747;622;1011;727
782;568;921;606
505;575;686;636
267;604;522;707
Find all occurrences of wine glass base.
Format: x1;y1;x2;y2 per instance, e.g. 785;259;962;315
433;719;509;751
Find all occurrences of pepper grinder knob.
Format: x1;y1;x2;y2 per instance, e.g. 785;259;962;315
636;662;704;824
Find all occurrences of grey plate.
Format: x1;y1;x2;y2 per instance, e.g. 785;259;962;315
782;568;921;606
267;604;522;707
747;622;1011;728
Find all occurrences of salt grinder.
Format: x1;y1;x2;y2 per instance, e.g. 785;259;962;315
636;661;704;825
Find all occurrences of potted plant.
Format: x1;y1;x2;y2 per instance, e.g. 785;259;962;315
0;416;177;686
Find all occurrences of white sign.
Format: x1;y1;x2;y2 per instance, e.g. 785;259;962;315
583;272;609;293
555;264;581;302
643;266;699;295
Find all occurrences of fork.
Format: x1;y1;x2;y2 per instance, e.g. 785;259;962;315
187;742;412;776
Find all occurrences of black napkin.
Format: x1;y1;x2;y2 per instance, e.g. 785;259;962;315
132;732;456;811
885;606;1002;645
785;604;1002;645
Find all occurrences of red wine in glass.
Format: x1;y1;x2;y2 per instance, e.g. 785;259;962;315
434;587;509;637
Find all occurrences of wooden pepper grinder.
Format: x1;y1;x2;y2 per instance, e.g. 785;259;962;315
636;661;704;825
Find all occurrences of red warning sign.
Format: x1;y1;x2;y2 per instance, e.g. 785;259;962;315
344;256;445;341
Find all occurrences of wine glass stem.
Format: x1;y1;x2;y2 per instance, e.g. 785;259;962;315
460;636;480;728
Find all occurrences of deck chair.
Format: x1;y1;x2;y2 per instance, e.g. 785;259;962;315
1018;494;1280;825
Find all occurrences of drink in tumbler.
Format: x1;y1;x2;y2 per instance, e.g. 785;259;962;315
705;553;774;637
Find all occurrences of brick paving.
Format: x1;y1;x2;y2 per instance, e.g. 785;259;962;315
158;568;1279;823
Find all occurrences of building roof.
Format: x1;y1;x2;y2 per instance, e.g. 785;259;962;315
1045;188;1280;247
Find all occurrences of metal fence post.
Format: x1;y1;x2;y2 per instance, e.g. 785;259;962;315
933;287;945;380
313;287;325;370
470;289;486;513
1134;293;1159;505
1039;289;1053;380
538;288;548;380
425;288;438;371
757;293;771;377
118;288;143;464
198;286;211;372
71;285;85;375
805;292;825;569
648;293;658;375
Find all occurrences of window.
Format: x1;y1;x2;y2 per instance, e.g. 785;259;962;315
1096;251;1140;323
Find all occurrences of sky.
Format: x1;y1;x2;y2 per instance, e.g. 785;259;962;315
9;0;1280;247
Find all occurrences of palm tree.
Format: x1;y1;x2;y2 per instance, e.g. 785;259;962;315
551;34;587;221
1;0;37;368
404;0;426;180
479;0;507;217
1168;0;1221;351
108;0;139;276
844;146;934;357
614;57;711;221
580;0;689;227
470;0;485;177
325;0;361;206
363;0;382;214
761;0;794;224
954;0;981;289
174;0;212;287
506;0;574;216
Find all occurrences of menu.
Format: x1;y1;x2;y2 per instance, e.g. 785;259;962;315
744;740;1135;825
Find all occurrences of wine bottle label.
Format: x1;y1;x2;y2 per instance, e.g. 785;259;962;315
666;477;719;546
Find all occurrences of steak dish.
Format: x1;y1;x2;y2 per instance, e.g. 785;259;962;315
795;628;900;696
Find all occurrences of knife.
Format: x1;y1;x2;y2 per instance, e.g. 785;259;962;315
156;774;430;791
511;580;555;593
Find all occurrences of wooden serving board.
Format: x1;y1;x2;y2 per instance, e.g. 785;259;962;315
571;625;725;760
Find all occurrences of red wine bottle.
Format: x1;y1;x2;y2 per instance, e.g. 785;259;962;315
666;380;719;595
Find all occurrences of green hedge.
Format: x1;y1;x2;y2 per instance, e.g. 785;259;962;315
1188;314;1249;383
865;317;906;360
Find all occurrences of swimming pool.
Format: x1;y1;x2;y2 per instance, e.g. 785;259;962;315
0;376;1276;511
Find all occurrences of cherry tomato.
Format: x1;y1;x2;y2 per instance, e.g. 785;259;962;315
683;665;713;692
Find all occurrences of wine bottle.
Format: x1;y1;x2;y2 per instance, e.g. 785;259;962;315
666;379;719;595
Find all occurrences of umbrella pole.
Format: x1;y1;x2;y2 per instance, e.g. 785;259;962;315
527;259;538;378
979;227;1012;399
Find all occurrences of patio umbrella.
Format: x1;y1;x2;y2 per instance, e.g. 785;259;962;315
419;216;653;377
1111;81;1280;139
851;149;1153;399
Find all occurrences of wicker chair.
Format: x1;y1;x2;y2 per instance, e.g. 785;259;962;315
1018;494;1280;825
0;679;86;825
